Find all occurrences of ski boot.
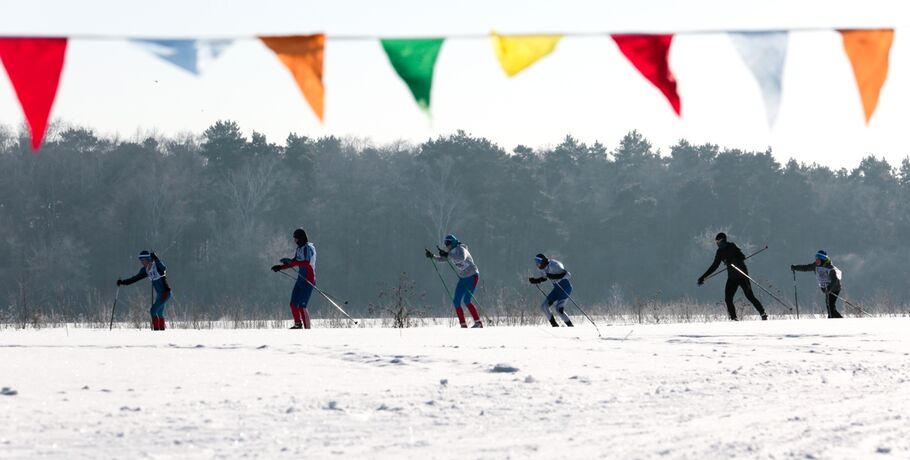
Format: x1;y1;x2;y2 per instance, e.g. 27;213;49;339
289;323;303;329
548;317;559;327
564;320;574;327
471;321;484;328
761;314;768;321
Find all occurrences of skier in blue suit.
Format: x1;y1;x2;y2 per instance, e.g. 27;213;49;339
117;250;171;331
529;253;574;327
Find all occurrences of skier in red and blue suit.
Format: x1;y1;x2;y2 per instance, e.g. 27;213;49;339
272;228;317;329
425;234;483;328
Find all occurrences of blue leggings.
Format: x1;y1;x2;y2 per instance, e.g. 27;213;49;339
545;279;572;305
150;291;171;318
291;280;314;308
453;274;479;308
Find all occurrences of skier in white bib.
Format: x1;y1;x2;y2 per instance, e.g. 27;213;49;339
425;234;483;328
529;253;574;327
791;250;844;319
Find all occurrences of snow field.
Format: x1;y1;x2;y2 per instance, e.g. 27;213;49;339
1;318;909;459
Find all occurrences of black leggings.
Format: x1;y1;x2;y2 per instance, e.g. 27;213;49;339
724;277;766;319
824;289;843;318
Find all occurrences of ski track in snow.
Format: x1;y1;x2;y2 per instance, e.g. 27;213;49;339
1;318;909;459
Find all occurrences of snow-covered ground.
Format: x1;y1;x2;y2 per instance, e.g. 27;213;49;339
2;318;909;459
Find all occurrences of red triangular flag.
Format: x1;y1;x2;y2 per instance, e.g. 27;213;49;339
0;38;68;151
611;34;680;116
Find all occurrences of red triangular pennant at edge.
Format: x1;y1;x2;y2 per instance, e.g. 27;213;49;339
611;34;681;116
0;38;68;151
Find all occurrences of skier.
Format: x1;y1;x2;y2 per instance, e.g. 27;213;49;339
271;228;317;329
791;250;844;318
697;232;768;321
425;234;483;328
529;253;574;327
117;250;171;331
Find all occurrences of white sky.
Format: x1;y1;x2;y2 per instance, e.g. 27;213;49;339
0;0;908;168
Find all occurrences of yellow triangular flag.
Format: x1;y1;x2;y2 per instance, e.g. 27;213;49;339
260;34;325;121
840;29;894;124
491;32;562;77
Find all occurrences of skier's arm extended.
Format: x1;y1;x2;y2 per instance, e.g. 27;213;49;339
119;268;147;286
791;263;815;272
698;251;722;282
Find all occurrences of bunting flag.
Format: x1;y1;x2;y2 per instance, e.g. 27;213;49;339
0;28;902;152
491;33;562;77
840;29;895;124
261;35;326;120
611;34;681;116
0;38;68;151
381;38;444;111
132;39;232;75
728;32;789;127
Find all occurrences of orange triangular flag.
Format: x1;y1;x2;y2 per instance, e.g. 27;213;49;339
260;35;325;121
840;29;894;124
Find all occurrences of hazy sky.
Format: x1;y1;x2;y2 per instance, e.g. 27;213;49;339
0;0;908;168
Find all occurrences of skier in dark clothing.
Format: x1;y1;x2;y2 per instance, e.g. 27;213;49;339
697;233;768;321
791;250;844;318
117;250;172;331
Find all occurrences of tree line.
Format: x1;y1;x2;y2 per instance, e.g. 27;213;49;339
1;120;908;323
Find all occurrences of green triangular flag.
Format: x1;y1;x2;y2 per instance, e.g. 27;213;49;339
381;38;444;111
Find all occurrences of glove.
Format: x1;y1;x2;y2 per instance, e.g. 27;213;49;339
437;247;449;257
529;277;545;285
280;258;292;264
425;249;433;258
116;279;123;286
271;264;283;272
697;276;705;286
790;265;796;271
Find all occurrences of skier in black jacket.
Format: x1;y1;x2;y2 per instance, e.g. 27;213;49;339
697;233;768;321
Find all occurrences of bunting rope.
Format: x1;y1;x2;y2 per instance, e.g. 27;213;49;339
0;26;891;40
0;27;898;151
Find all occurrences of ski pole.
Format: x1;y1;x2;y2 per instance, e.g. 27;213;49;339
109;286;121;331
305;278;358;324
791;270;800;319
728;265;793;311
275;270;358;323
704;245;769;282
828;291;872;317
552;281;603;338
288;268;350;307
426;251;454;303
